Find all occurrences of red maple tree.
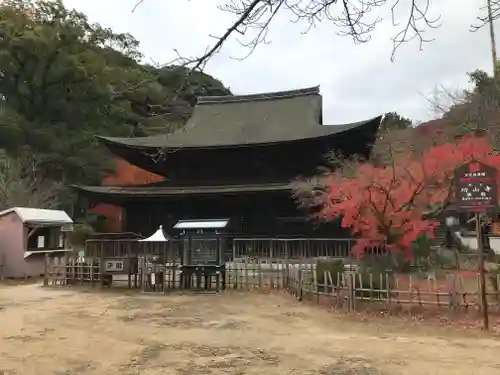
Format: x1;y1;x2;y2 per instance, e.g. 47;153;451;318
101;159;163;186
296;135;500;259
90;159;163;232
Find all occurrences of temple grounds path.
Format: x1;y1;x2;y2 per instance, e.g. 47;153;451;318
1;284;500;375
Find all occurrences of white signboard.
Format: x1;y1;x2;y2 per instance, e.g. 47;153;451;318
105;260;124;272
37;236;45;248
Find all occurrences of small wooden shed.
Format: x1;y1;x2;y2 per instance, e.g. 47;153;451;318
0;207;73;278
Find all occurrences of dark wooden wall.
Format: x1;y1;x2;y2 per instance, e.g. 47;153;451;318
124;192;350;238
105;123;376;185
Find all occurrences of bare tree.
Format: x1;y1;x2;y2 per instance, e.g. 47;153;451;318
135;0;440;69
471;0;498;78
128;0;441;158
0;151;65;210
421;70;500;150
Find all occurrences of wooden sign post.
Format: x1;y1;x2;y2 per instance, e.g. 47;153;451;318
454;161;498;330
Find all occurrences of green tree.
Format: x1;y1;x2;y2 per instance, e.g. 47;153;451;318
0;149;65;210
443;63;500;146
0;0;230;201
0;0;147;183
380;112;412;132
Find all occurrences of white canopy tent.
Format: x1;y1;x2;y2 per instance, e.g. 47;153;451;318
138;225;170;242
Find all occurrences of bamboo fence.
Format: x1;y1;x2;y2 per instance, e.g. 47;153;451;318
44;255;500;313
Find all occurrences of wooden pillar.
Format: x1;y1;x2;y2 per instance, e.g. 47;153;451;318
43;253;49;286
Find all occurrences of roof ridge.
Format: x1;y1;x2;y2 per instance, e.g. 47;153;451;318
197;86;320;105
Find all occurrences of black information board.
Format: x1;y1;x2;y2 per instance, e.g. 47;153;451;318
454;161;498;213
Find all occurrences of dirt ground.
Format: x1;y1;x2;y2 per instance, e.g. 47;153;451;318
1;285;500;375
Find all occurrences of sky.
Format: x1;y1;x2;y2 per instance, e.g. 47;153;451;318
62;0;496;125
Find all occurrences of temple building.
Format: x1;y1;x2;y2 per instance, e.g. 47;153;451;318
74;86;382;237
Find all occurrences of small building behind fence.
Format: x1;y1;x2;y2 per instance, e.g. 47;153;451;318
0;207;73;278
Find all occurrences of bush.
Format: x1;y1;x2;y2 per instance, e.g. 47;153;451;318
353;270;394;299
68;222;94;246
488;266;500;296
316;259;344;291
358;254;393;273
489;253;500;264
412;235;432;260
315;258;394;299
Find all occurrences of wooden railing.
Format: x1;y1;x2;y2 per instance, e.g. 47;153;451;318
231;237;355;260
84;236;386;261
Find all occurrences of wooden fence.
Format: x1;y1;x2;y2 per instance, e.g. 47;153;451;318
44;256;299;291
82;237;384;261
231;238;354;260
288;266;500;313
231;237;386;260
44;255;500;313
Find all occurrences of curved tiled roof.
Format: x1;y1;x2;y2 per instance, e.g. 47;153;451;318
196;86;320;104
97;86;382;149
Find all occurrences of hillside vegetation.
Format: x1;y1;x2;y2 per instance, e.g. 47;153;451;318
0;0;230;210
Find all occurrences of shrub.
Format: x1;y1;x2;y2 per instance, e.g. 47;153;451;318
488;266;500;297
314;257;395;299
68;222;94;246
412;235;432;261
353;256;394;299
490;253;500;264
359;254;393;273
353;270;394;299
316;259;344;291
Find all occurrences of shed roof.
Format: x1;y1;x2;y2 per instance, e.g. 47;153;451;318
0;207;73;224
97;86;382;149
174;219;229;229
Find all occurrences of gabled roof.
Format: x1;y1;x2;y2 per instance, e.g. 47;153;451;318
0;207;73;224
97;86;382;149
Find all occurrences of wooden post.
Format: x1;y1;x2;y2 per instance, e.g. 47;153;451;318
99;254;105;289
386;271;392;315
297;264;303;301
346;272;354;312
80;257;84;285
284;240;289;288
244;256;249;290
43;253;49;286
71;256;76;285
63;252;69;285
127;245;132;290
89;257;94;287
476;213;489;330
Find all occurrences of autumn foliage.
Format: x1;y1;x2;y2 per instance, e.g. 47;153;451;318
101;159;164;186
295;135;500;259
90;159;163;231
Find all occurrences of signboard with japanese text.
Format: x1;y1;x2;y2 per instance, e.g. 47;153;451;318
454;161;498;213
105;259;124;272
102;257;138;274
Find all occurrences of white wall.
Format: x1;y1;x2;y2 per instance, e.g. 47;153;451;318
455;232;500;255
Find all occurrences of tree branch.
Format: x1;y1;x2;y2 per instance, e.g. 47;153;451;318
133;0;441;65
